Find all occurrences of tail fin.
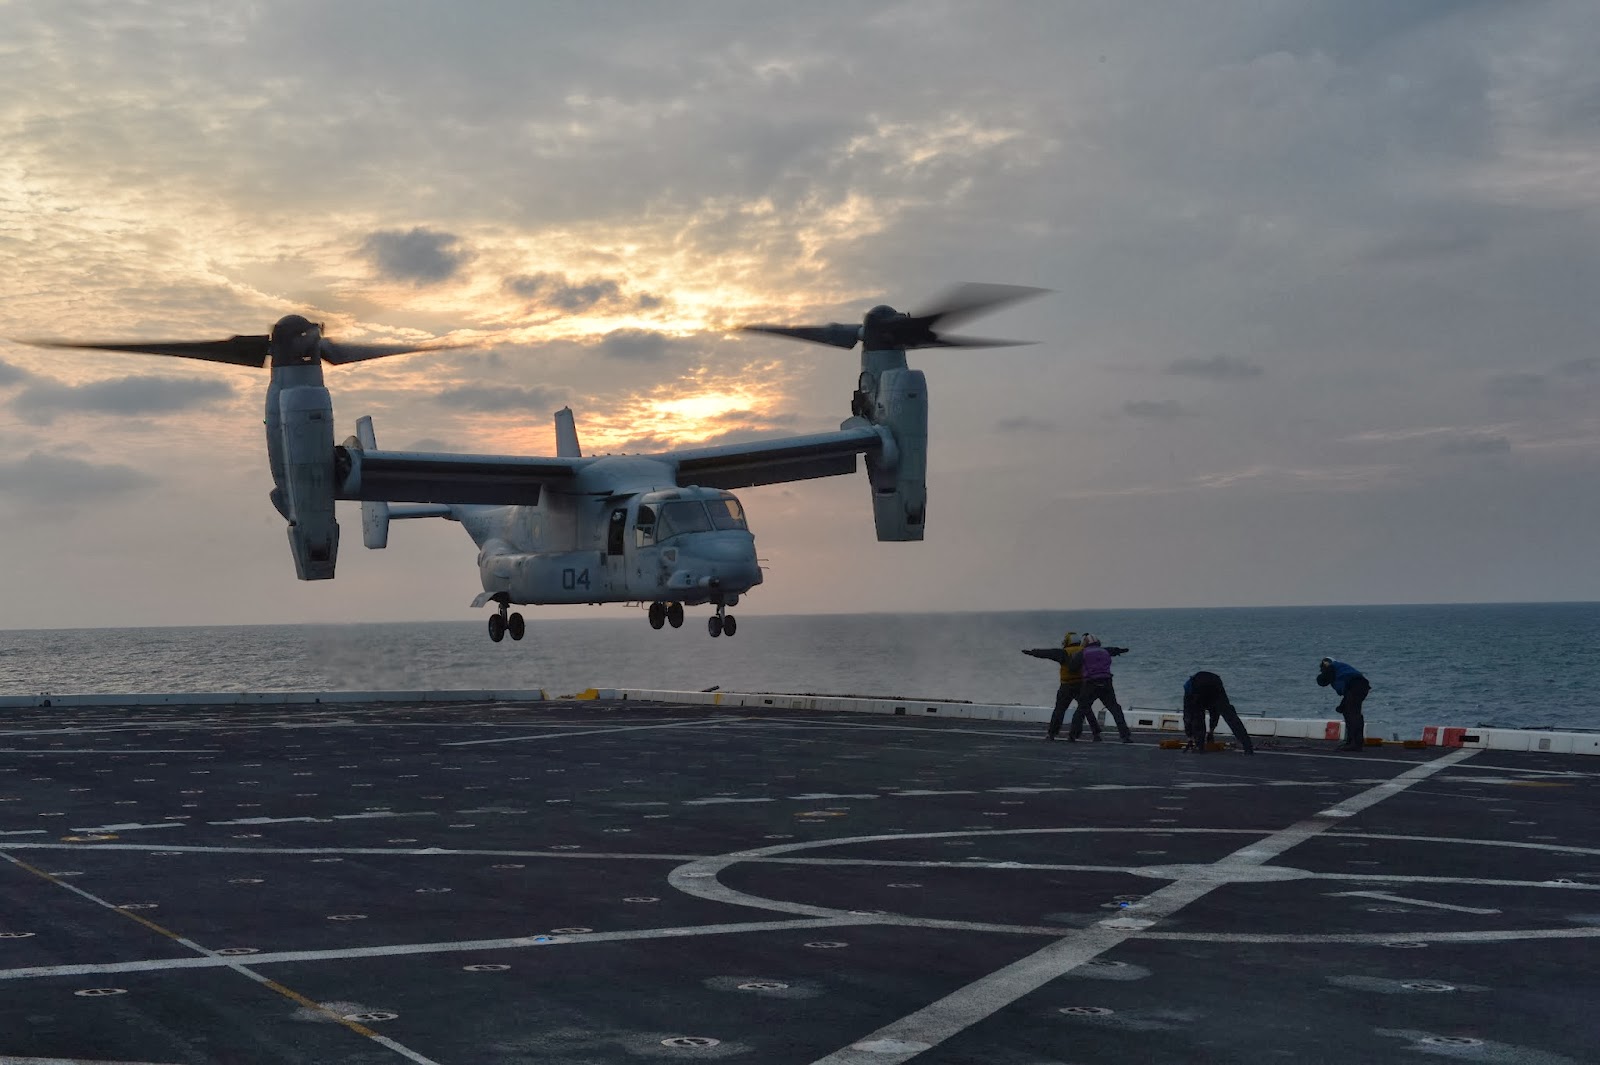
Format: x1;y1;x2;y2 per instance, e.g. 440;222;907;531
354;415;454;548
554;407;582;458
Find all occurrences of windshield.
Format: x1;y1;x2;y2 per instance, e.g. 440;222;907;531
708;497;748;531
655;500;714;540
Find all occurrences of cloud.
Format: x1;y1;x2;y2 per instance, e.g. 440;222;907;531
1438;434;1512;455
596;329;671;361
400;437;455;452
0;451;155;504
9;375;235;425
0;358;32;388
433;384;567;413
994;416;1056;434
505;272;624;312
1122;399;1185;420
1165;356;1264;381
360;227;472;284
1486;371;1544;397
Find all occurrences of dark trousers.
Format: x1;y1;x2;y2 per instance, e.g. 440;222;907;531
1046;683;1080;738
1074;678;1130;741
1337;676;1370;747
1183;689;1253;752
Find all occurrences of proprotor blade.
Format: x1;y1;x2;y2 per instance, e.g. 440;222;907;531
918;335;1036;350
741;323;861;349
22;335;271;368
318;338;472;365
910;283;1051;328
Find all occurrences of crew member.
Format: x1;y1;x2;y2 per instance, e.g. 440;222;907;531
1070;634;1133;743
1317;657;1371;751
1022;631;1086;741
1182;671;1255;754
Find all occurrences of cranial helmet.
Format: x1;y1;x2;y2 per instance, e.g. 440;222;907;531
1082;633;1101;646
1320;657;1333;669
1062;630;1078;647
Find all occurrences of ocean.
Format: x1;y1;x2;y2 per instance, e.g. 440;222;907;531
1;604;1596;737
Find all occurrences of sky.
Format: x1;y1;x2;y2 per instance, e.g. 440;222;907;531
2;0;1599;628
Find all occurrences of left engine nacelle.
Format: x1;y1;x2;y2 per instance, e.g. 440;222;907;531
277;385;340;580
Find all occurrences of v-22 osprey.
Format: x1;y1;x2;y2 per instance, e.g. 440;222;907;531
32;284;1044;639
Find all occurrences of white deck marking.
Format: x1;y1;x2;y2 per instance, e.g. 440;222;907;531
0;749;216;754
0;917;866;981
0;852;444;1065
804;749;1480;1065
1325;890;1502;914
445;716;743;746
67;822;184;833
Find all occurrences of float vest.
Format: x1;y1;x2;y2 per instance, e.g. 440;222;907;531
1081;645;1114;680
1059;640;1084;684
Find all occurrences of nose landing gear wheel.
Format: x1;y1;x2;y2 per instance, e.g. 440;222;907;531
648;602;666;629
666;602;684;628
487;614;506;642
507;612;525;641
722;614;737;637
707;615;723;638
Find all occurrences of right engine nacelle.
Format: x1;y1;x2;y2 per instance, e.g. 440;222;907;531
865;366;927;542
277;385;340;580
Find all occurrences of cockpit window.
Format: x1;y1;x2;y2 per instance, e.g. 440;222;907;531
634;504;656;547
708;497;748;531
655;500;714;540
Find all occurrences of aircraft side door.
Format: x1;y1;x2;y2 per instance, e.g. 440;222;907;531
603;505;629;595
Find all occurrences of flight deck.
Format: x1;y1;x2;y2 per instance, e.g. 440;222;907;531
1;697;1597;1064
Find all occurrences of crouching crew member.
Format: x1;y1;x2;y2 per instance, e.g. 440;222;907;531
1022;631;1087;741
1182;671;1255;754
1071;634;1133;743
1317;657;1371;751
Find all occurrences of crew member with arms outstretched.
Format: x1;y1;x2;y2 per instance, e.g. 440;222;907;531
1182;671;1255;754
1317;657;1371;751
1070;634;1133;743
1022;631;1086;741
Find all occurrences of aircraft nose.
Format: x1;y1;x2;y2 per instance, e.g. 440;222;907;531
690;533;763;588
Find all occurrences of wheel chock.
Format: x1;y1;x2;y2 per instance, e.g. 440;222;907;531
1159;739;1187;750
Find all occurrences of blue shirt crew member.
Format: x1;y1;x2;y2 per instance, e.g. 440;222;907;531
1317;657;1371;751
1182;671;1255;754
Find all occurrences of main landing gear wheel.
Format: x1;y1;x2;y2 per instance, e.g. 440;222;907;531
666;602;684;628
648;602;667;630
487;614;506;642
708;604;737;638
507;612;525;641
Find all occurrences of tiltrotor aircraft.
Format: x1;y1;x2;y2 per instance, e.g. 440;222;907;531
33;284;1043;639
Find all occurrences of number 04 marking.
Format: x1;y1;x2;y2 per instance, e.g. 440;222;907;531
561;568;591;590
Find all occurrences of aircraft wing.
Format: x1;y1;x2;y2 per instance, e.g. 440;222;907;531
338;448;582;505
665;423;886;490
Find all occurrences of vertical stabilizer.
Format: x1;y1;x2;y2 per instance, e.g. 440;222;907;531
355;416;390;549
554;407;582;458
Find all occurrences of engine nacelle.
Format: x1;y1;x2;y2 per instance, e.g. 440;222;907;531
277;384;340;580
865;366;927;541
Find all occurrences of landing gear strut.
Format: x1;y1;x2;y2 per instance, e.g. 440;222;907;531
486;597;525;643
708;603;737;638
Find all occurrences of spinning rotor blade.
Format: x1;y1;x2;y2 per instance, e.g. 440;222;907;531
909;283;1050;329
319;338;472;364
741;323;861;349
23;335;271;368
743;282;1049;352
917;334;1036;350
